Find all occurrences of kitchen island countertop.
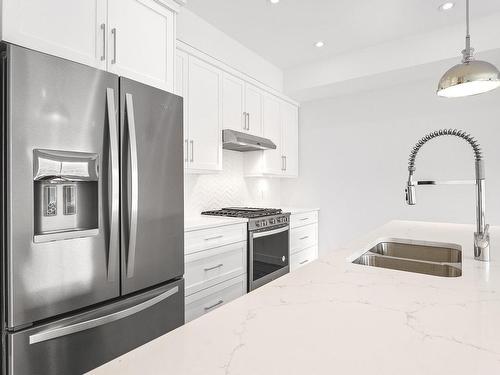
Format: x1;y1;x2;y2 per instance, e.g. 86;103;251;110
90;220;500;375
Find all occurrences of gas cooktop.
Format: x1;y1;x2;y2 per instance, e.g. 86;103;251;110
201;207;282;219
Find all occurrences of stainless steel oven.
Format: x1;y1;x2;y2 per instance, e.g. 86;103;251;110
201;208;291;292
248;214;290;291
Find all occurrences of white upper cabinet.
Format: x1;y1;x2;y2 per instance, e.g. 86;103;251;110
281;102;299;177
261;94;283;175
2;0;181;92
244;97;299;177
222;74;246;133
176;43;299;176
107;0;175;91
221;76;263;137
2;0;107;69
175;50;189;167
244;84;264;137
186;56;223;172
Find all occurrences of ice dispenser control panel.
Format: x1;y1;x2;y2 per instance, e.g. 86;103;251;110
33;149;99;242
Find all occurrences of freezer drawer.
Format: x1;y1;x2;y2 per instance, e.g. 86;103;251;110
7;279;184;375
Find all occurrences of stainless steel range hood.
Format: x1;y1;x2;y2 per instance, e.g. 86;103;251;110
222;129;276;152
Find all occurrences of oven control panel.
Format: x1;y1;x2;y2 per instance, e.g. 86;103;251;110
248;213;290;231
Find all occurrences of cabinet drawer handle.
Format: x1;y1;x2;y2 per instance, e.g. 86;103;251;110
204;234;223;241
299;259;309;265
100;23;106;61
299;236;309;240
204;263;223;272
204;300;224;311
299;218;309;221
111;28;117;64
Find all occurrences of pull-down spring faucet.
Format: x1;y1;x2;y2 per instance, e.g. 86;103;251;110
405;129;490;262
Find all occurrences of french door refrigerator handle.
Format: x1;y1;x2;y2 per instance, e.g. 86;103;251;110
125;93;139;278
106;88;119;282
28;286;179;345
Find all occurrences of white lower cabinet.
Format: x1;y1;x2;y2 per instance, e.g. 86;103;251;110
289;210;319;271
290;246;318;271
290;224;317;255
185;241;246;296
184;223;247;322
185;275;246;322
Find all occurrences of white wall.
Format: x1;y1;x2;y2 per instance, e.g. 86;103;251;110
177;8;284;92
281;77;500;255
185;151;281;217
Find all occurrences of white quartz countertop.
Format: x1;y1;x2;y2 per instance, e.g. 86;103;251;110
91;220;500;375
184;215;248;231
280;206;320;214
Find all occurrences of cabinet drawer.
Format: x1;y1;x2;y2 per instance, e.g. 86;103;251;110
185;241;246;296
290;224;317;254
185;224;247;254
290;211;318;229
290;246;318;272
185;275;246;322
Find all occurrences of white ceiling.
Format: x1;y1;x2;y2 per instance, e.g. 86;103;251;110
186;0;500;69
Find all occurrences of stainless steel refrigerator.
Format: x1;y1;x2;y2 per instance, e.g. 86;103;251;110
0;43;185;374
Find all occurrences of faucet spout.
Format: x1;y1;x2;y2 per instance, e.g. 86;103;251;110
405;129;490;262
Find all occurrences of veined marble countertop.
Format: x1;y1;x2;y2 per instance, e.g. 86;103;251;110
184;215;248;232
90;220;500;375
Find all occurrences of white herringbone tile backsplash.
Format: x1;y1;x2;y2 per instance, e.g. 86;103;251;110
185;151;281;217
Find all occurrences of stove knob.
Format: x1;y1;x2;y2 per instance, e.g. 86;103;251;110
255;222;261;228
269;219;275;224
262;220;267;227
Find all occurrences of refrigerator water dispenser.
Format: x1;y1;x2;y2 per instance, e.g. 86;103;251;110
33;149;99;242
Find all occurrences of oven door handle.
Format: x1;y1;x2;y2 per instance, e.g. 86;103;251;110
253;226;289;239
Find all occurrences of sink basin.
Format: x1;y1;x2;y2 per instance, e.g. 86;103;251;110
367;242;461;263
352;241;462;277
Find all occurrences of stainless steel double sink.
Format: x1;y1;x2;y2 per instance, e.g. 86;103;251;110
352;241;462;277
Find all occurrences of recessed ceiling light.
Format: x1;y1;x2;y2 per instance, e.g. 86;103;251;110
269;0;280;4
438;2;455;11
315;41;324;48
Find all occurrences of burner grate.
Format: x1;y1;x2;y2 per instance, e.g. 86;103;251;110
202;207;282;219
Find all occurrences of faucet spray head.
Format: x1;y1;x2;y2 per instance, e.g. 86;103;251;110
405;172;416;205
405;182;416;205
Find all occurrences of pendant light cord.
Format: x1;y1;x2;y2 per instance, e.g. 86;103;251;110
466;0;470;37
463;0;472;62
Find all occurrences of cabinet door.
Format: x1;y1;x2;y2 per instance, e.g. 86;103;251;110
222;74;246;132
261;94;283;175
281;102;299;177
108;0;175;92
245;84;263;136
2;0;106;69
175;50;189;167
187;56;222;172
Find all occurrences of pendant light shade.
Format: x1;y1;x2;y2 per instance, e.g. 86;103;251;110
437;60;500;98
437;0;500;98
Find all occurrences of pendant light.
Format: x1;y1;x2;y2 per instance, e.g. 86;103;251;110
437;0;500;98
